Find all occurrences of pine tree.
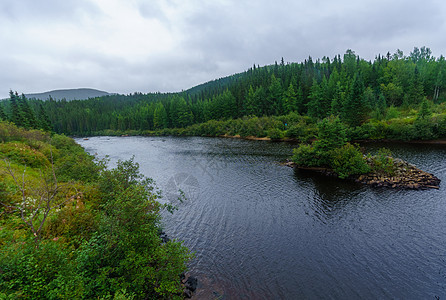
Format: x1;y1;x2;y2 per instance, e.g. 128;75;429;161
37;103;53;132
9;91;25;127
153;102;168;129
375;93;387;120
307;79;325;119
417;98;432;120
283;82;297;113
176;97;193;128
0;104;7;121
343;73;368;126
331;82;344;116
19;94;37;129
245;85;258;116
406;67;424;106
362;87;375;111
295;86;305;114
268;74;283;115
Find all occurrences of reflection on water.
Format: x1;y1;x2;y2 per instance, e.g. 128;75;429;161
77;136;446;299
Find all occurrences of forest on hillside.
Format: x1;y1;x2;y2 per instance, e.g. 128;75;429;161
1;47;445;140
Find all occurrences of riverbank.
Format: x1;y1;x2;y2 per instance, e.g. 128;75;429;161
73;130;446;146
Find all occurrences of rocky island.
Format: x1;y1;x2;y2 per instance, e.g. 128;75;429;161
287;117;441;190
285;157;441;190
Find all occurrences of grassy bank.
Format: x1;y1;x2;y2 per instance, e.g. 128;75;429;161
0;121;191;299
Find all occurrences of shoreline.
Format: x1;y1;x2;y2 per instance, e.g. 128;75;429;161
74;132;446;145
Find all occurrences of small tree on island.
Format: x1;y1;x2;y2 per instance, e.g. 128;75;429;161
292;116;370;178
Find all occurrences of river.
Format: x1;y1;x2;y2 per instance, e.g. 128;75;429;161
76;136;446;299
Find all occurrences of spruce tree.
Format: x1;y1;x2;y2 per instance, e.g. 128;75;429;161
245;85;257;116
19;94;37;129
283;82;297;113
375;93;387;120
343;73;367;126
9;91;25;127
268;74;283;115
417;98;432;120
307;79;324;119
37;104;53;132
153;102;168;129
407;67;424;106
0;104;7;121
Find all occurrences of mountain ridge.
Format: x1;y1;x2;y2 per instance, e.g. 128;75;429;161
25;88;111;101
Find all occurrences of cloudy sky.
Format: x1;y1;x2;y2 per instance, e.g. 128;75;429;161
1;0;445;98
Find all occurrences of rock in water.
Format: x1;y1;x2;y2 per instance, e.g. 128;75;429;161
185;276;198;292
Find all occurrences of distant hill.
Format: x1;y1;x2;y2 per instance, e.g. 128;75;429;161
25;88;111;101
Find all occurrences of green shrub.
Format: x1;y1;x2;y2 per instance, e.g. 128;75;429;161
267;128;284;140
0;239;83;299
370;148;395;175
330;143;370;179
76;159;192;299
285;125;301;138
0;142;49;168
386;106;400;120
292;144;320;167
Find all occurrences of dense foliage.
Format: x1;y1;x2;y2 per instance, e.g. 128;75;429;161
0;122;191;299
0;47;445;141
292;117;370;178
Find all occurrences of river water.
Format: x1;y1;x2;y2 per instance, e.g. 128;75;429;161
76;136;446;299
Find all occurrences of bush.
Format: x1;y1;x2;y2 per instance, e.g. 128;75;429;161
76;159;192;299
0;142;50;168
292;144;320;167
0;239;82;299
370;148;395;175
330;143;370;179
267;128;284;140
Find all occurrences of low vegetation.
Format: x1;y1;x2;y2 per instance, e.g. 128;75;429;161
0;121;191;299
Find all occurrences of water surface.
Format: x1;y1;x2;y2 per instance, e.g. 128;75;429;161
77;136;446;299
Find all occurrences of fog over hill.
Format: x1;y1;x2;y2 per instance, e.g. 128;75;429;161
25;88;111;101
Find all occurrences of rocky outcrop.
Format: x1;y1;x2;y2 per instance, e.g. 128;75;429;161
355;158;440;189
158;230;170;243
181;274;198;298
283;158;441;190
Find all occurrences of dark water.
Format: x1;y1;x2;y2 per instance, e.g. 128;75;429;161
76;136;446;299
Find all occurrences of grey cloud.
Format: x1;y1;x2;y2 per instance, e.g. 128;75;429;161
1;0;446;98
0;0;100;23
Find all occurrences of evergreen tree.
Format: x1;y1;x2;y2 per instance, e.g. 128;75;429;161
245;85;258;116
417;98;432;120
295;86;305;114
9;91;25;127
19;94;37;129
255;86;267;116
307;79;325;119
268;74;283;115
37;103;53;132
331;82;345;116
0;104;7;121
406;67;424;106
375;93;387;120
153;102;168;129
283;82;297;113
343;73;368;126
176;97;193;128
362;87;375;111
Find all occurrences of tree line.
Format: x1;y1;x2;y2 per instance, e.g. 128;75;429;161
1;47;445;136
0;91;52;132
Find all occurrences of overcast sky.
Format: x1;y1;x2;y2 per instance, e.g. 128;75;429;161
1;0;445;98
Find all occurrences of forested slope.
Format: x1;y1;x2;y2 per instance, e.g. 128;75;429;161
1;47;445;140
